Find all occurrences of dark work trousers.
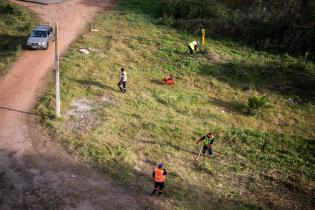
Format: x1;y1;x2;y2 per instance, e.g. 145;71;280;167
118;81;126;92
152;182;165;195
188;45;194;55
202;145;213;155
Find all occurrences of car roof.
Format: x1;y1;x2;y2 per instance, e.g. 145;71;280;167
34;24;51;30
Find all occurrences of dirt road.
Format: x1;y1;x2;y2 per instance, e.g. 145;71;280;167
0;1;150;209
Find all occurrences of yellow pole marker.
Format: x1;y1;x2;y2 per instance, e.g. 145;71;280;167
202;29;205;50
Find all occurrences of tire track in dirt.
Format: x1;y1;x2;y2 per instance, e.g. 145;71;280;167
0;1;151;209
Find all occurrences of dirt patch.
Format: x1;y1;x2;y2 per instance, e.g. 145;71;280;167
66;96;116;133
66;99;98;133
202;50;228;64
101;96;116;105
67;99;93;116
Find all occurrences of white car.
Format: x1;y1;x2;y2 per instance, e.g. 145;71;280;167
26;24;54;50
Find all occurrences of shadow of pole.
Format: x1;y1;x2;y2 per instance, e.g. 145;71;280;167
0;106;37;115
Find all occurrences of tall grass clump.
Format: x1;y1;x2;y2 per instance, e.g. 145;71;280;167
0;0;37;75
247;94;268;115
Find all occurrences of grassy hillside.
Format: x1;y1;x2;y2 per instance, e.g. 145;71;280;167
0;0;37;75
37;0;315;209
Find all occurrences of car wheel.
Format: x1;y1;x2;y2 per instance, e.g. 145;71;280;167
44;42;48;50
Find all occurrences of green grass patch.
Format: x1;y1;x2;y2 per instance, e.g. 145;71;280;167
37;0;315;209
0;0;38;76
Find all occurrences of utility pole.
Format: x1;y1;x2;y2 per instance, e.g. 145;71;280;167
55;21;60;117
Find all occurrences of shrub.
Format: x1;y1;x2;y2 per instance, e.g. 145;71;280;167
0;0;19;14
247;94;268;114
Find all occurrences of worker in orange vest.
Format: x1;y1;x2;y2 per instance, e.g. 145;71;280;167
152;163;167;196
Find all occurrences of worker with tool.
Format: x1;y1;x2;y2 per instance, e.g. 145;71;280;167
152;163;167;196
188;40;198;55
196;132;215;159
117;67;127;93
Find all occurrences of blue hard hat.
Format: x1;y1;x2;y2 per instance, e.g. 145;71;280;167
158;163;164;169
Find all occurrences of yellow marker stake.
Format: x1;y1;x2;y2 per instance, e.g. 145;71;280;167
202;29;206;50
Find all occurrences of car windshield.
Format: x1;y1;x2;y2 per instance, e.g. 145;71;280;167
30;30;47;37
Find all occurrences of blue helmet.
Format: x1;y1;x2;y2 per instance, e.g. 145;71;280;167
158;163;164;169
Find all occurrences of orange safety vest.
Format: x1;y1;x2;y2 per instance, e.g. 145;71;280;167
154;168;166;182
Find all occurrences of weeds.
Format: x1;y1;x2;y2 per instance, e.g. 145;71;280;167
247;94;268;115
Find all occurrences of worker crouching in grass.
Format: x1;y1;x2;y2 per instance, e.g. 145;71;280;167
152;163;167;196
197;132;214;157
188;40;198;55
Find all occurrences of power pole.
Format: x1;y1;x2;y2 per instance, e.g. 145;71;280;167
55;22;60;117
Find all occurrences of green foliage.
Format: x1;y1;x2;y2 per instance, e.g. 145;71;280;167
157;0;315;58
119;0;160;16
0;0;19;14
305;0;315;22
0;0;37;75
247;94;268;114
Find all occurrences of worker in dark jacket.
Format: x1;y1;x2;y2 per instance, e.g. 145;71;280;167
197;132;214;156
152;163;167;196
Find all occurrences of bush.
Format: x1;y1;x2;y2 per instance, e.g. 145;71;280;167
247;94;268;114
0;0;19;14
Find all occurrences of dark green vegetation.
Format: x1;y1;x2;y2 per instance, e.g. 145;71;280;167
0;0;37;75
247;94;268;114
37;0;315;209
158;0;315;58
